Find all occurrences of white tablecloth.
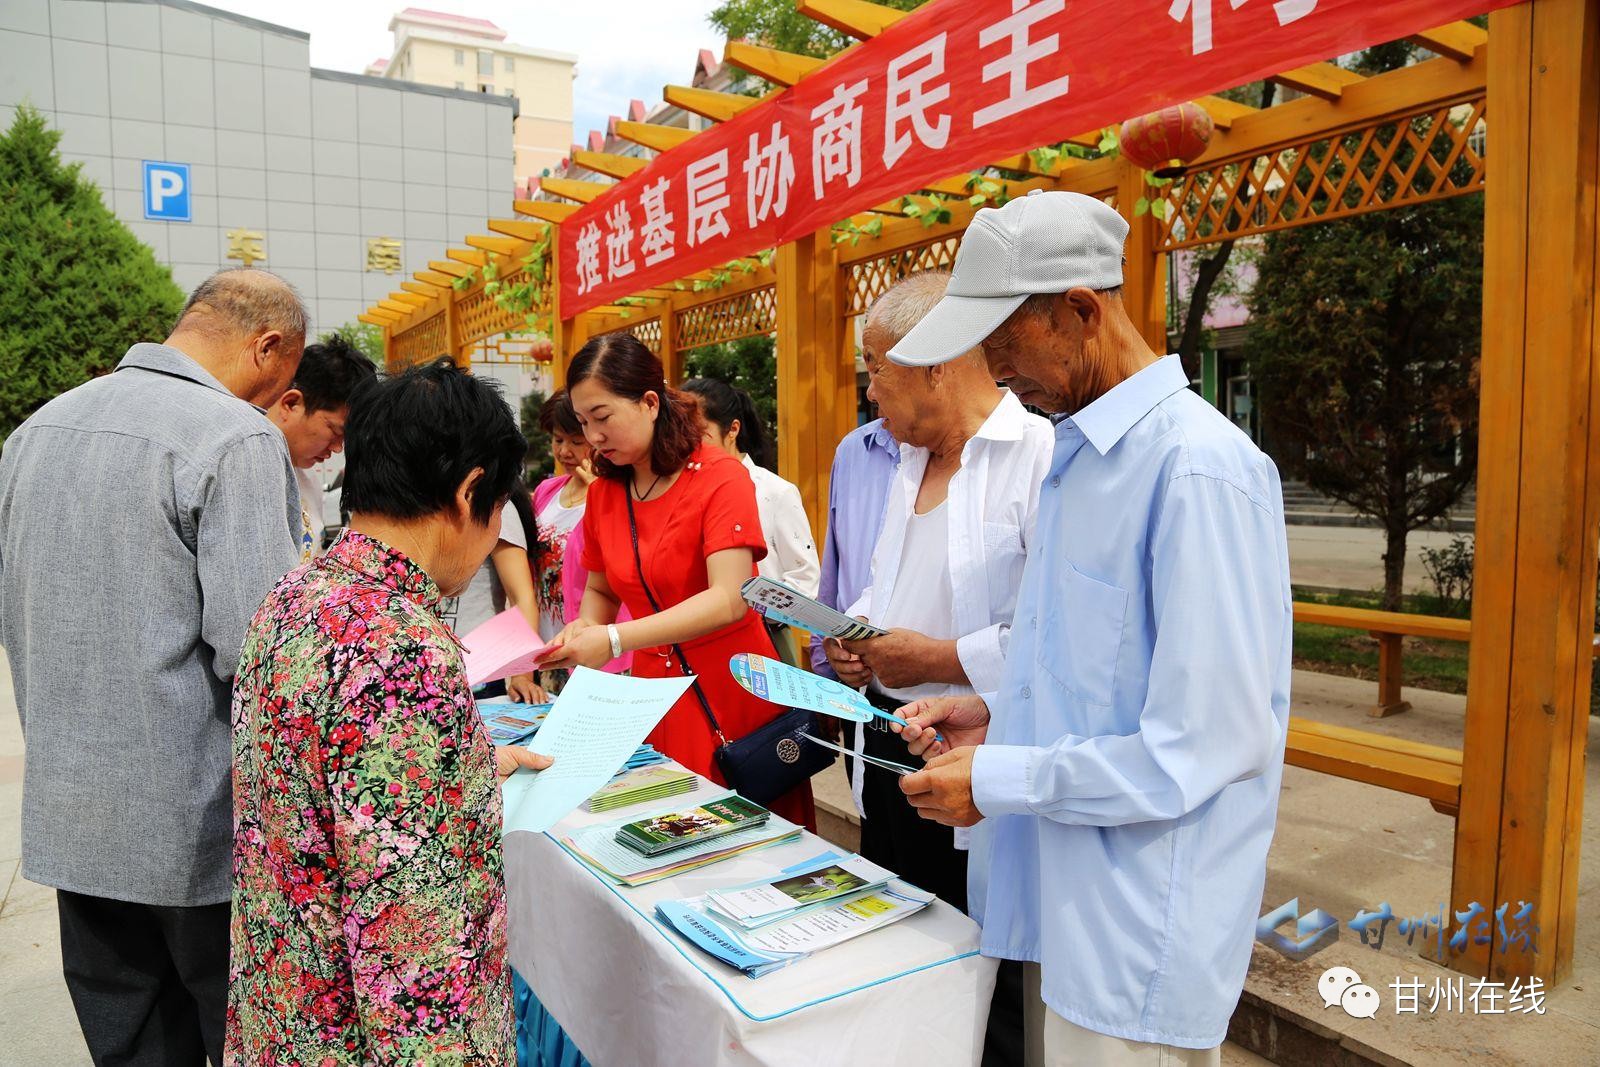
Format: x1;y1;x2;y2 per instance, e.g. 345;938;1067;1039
504;771;998;1067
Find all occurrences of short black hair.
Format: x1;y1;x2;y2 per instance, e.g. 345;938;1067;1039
537;389;581;436
294;333;378;413
342;359;526;525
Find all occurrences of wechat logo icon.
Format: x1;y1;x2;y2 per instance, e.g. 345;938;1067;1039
1319;966;1380;1019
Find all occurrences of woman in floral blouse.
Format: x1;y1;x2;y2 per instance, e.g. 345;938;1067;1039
227;360;549;1066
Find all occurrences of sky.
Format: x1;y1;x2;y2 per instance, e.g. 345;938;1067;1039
198;0;724;146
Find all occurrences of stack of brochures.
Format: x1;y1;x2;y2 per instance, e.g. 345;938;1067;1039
477;702;551;745
703;855;896;929
583;764;698;813
562;793;801;886
615;794;771;857
655;853;935;977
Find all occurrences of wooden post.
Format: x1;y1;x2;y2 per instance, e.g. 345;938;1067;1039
1454;0;1600;984
1370;631;1412;717
446;288;466;370
1117;159;1169;350
547;236;568;392
659;306;682;385
776;230;854;544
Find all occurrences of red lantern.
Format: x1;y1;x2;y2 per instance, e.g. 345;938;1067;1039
529;338;555;363
1118;103;1215;177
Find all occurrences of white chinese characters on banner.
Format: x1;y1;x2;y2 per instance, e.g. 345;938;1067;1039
811;78;870;195
744;122;796;225
639;176;676;267
605;200;636;280
973;0;1071;129
884;34;952;169
1170;0;1318;55
686;151;732;247
574;221;603;296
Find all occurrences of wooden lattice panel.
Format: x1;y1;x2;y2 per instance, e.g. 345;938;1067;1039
458;268;542;347
675;286;777;350
589;316;663;356
393;311;448;368
470;334;546;367
1155;95;1487;251
844;235;962;318
633;317;662;355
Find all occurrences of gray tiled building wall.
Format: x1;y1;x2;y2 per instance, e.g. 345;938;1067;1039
0;0;517;334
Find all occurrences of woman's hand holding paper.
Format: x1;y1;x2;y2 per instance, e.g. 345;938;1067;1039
495;745;554;782
537;619;609;671
895;695;991;760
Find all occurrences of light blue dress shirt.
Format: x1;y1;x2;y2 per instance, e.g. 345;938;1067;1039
968;355;1292;1049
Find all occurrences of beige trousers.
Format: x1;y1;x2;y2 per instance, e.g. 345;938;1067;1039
1023;963;1223;1067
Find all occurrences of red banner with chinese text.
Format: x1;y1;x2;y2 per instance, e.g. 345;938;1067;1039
559;0;1510;316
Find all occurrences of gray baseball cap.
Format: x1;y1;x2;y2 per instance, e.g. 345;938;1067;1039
887;190;1129;367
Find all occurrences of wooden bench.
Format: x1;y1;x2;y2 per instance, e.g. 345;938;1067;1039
1285;716;1463;816
1291;602;1471;718
1292;602;1600;719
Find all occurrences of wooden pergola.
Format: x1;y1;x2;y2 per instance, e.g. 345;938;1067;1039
365;0;1599;985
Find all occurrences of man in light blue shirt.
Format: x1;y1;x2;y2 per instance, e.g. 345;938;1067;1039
890;191;1292;1064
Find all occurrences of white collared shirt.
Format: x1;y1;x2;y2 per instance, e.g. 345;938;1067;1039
742;453;822;598
848;389;1054;700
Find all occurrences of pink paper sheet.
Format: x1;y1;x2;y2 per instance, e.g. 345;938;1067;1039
461;608;555;687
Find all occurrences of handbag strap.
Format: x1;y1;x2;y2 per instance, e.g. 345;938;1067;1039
625;486;730;746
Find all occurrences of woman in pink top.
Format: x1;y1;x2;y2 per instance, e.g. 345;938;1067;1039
530;390;629;693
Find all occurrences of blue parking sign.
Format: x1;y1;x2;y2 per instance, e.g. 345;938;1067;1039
142;161;191;222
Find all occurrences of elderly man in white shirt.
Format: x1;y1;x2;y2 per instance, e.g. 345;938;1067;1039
824;270;1053;911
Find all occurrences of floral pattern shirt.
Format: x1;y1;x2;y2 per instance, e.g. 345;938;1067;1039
226;530;515;1066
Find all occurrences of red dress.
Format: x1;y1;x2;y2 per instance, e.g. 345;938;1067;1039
580;444;817;830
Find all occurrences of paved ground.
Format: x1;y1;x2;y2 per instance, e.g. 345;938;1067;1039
0;652;91;1067
1286;524;1466;596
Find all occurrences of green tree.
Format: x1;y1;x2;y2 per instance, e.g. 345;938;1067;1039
319;321;384;365
1246;37;1484;611
0;106;184;440
1247;193;1482;610
684;334;777;466
709;0;928;60
520;388;554;485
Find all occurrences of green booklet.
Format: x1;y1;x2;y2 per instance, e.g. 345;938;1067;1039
615;795;771;857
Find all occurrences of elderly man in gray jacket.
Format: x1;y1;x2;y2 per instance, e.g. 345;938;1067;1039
0;268;306;1066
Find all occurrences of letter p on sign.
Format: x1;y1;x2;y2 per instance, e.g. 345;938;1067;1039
143;161;191;222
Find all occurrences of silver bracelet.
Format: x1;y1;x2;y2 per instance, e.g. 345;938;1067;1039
606;623;623;660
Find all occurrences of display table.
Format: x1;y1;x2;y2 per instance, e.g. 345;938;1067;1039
503;771;997;1066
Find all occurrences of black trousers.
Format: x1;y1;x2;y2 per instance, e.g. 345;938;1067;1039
56;890;230;1067
853;698;1026;1067
857;716;970;910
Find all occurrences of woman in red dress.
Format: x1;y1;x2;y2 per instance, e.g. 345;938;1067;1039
540;334;816;830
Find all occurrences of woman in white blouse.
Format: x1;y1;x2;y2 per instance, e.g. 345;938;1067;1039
684;378;820;662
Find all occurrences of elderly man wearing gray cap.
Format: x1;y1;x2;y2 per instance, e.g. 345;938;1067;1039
893;191;1292;1066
